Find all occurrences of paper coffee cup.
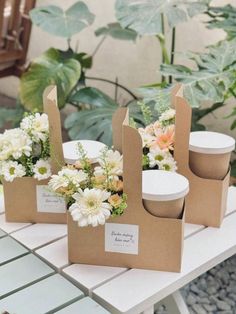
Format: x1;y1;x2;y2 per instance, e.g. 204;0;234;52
189;131;235;180
63;140;106;165
142;170;189;218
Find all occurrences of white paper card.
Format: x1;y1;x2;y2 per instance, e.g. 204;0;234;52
36;185;66;213
105;223;139;255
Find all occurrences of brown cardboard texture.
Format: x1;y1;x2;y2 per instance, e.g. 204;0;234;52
173;85;230;227
68;108;185;272
3;85;66;223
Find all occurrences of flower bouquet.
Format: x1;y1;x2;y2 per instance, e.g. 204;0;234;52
0;113;51;182
49;144;127;227
138;108;177;172
1;86;66;223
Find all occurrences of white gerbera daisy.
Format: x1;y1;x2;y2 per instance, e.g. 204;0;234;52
1;160;26;182
59;168;88;187
148;147;169;168
69;188;111;227
48;174;69;191
158;156;177;172
0;128;32;161
159;108;175;123
33;159;51;180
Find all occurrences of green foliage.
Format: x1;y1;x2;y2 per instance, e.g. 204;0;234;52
0;102;25;128
95;22;138;41
160;39;236;107
207;5;236;40
30;1;95;38
115;0;209;35
231;159;236;179
20;48;81;111
225;107;236;130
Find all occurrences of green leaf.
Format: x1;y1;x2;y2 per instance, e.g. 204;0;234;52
95;22;138;41
30;1;95;38
231;159;236;178
0;106;25;128
115;0;209;35
69;87;117;108
74;53;92;69
20;48;81;111
207;5;236;40
160;39;236;107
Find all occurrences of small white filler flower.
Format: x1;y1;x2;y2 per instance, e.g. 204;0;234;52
21;113;49;142
158;156;177;172
95;149;123;178
147;147;170;168
159;108;176;123
33;159;51;180
69;188;112;227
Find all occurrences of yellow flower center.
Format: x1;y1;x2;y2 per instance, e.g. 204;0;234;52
9;167;15;175
38;167;47;175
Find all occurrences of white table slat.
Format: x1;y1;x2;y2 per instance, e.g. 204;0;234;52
0;254;54;298
0;214;31;234
55;297;110;314
63;264;127;294
0;274;84;314
93;211;236;314
0;237;28;265
0;228;6;238
35;237;69;269
11;223;67;250
226;186;236;214
184;223;204;238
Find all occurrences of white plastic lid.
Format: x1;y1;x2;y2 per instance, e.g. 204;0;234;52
142;170;189;201
63;140;106;164
189;131;235;155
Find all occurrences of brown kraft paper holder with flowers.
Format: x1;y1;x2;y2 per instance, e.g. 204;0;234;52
3;86;66;223
68;105;185;272
173;85;230;228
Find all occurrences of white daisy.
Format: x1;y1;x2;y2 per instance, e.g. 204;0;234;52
33;159;51;180
69;188;111;227
0;128;32;161
147;147;170;168
48;174;69;191
1;160;26;182
158;156;177;172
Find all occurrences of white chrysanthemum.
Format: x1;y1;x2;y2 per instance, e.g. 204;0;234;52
1;160;26;182
21;113;49;142
147;147;170;168
159;108;176;123
0;128;32;161
69;188;111;227
96;150;123;177
158;156;177;172
59;168;88;187
33;159;51;180
138;128;155;148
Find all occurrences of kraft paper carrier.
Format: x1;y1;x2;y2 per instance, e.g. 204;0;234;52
3;86;67;223
173;85;230;227
68;106;185;272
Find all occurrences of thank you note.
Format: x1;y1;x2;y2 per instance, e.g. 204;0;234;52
105;223;139;255
36;185;66;213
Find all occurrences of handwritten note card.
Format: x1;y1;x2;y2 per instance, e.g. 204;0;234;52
105;223;139;255
36;185;66;213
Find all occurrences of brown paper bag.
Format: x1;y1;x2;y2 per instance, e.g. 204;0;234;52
3;86;67;223
67;108;185;272
173;85;230;227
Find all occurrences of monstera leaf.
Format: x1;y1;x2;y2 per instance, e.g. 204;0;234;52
65;87;146;145
160;39;236;107
95;23;138;41
207;5;236;40
30;1;95;38
115;0;209;35
20;48;81;111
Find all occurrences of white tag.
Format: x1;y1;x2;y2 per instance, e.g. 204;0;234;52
105;223;139;255
36;185;66;213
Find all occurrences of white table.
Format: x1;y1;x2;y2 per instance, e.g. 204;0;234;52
0;186;236;314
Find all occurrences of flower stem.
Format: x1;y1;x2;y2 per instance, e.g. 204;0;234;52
169;27;176;84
